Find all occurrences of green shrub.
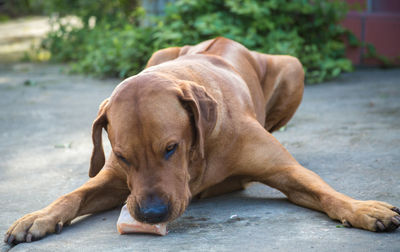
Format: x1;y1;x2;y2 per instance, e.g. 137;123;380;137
0;0;44;18
41;0;353;83
42;7;151;78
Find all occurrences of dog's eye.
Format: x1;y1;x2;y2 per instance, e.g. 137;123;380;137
116;153;129;165
164;143;178;160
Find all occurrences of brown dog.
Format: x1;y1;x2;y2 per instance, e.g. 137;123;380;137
4;37;400;244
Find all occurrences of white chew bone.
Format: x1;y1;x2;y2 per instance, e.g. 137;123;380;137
116;204;167;236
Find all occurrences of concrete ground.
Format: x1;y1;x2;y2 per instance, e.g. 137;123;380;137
0;63;399;252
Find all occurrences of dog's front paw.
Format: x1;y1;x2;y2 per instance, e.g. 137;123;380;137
341;200;400;232
4;210;64;245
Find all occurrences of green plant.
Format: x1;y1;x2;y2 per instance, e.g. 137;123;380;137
41;5;147;78
41;0;353;83
0;0;44;18
154;0;352;83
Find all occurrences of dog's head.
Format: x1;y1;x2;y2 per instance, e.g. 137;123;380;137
89;73;217;224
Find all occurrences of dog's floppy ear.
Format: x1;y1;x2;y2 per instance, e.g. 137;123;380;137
178;81;218;159
89;98;109;178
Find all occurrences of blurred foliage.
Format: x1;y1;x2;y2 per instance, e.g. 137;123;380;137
155;0;353;83
0;0;42;19
38;0;352;83
40;0;139;25
0;0;138;20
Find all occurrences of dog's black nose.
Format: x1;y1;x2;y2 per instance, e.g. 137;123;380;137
136;195;169;223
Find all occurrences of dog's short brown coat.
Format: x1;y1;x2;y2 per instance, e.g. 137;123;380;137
5;37;400;244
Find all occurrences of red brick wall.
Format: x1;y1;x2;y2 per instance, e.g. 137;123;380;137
341;0;400;65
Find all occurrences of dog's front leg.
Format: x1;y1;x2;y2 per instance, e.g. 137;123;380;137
235;122;400;232
4;168;129;244
260;164;400;232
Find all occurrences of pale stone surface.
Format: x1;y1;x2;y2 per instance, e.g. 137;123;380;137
0;63;399;251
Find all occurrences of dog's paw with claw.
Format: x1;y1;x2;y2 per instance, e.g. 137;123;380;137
341;200;400;232
4;210;64;245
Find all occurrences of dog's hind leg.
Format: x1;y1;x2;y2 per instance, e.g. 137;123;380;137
4;168;129;245
251;53;304;132
146;47;181;68
232;121;400;232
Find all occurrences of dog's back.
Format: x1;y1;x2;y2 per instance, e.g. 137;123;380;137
146;37;304;131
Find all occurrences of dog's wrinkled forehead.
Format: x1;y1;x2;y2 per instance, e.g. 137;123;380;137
106;74;190;144
111;74;174;104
